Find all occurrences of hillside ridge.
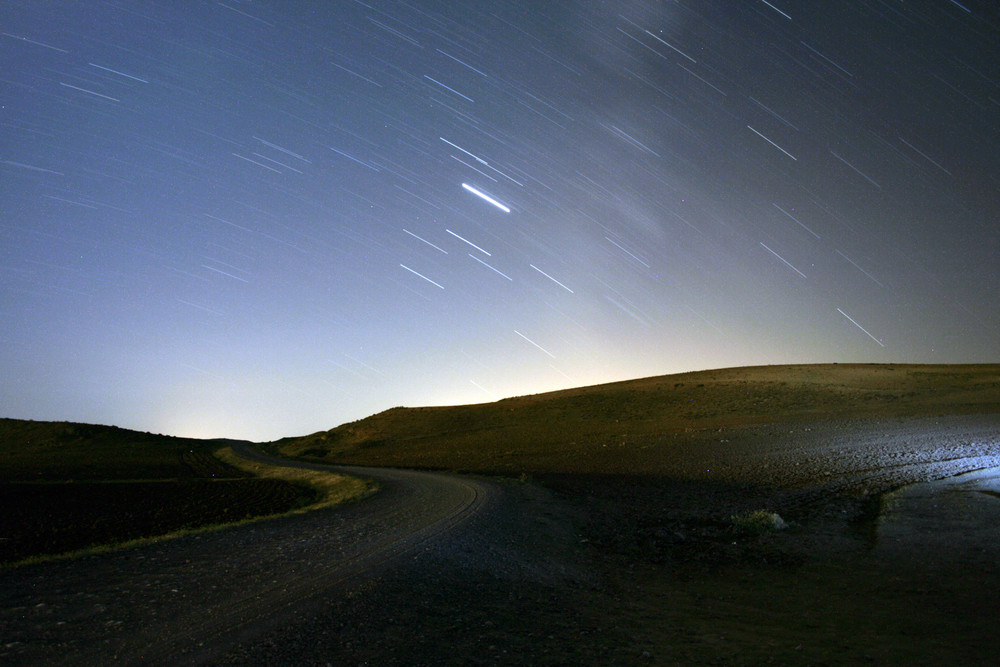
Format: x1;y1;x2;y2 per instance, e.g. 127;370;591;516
272;363;1000;475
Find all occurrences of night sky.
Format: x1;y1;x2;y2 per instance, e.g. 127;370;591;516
2;1;998;441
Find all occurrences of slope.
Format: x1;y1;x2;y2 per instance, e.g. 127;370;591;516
273;363;1000;475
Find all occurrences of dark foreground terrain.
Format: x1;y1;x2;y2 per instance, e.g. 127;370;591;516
0;420;317;565
2;364;999;664
228;415;1000;666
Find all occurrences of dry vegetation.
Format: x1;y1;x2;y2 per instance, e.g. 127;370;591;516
215;446;374;511
273;363;1000;476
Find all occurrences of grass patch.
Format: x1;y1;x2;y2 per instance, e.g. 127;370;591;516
214;446;375;512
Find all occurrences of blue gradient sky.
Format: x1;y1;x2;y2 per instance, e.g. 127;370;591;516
2;1;998;440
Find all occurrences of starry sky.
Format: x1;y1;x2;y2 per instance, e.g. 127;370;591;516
2;1;998;441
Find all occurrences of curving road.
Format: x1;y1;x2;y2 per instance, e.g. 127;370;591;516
0;447;497;665
3;416;999;665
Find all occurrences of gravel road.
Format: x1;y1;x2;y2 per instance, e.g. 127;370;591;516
2;415;998;665
0;450;498;665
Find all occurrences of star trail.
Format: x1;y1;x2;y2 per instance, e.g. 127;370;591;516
2;1;998;440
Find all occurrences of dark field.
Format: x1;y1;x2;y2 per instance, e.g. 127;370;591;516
0;419;319;565
0;479;317;564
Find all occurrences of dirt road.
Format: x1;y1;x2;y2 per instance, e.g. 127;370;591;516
2;415;999;665
0;450;496;665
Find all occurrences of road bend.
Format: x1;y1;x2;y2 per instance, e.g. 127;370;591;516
0;446;496;666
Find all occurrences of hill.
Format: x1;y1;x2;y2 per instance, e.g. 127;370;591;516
273;363;1000;475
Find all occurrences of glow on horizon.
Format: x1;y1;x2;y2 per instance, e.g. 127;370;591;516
2;2;996;444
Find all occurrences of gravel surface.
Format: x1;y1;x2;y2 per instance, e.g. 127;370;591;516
2;414;999;665
0;460;495;665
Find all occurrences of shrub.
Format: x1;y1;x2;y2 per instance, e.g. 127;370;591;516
730;510;787;536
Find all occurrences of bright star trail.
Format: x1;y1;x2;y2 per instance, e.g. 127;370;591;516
1;1;997;440
461;183;511;213
837;308;886;348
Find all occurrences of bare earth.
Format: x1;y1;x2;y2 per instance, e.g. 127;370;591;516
0;411;997;664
